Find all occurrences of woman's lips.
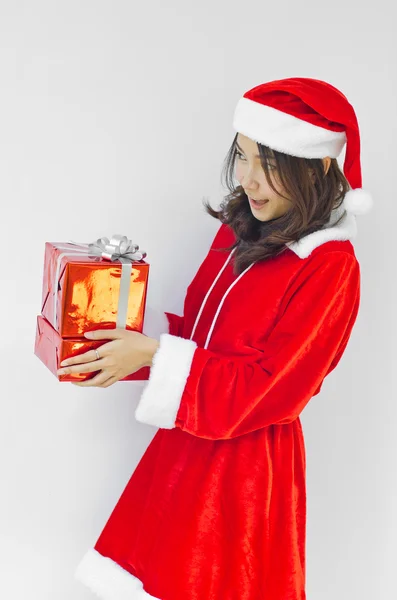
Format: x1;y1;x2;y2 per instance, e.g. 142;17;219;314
249;196;269;209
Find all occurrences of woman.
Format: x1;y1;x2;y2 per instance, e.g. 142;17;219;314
66;77;372;599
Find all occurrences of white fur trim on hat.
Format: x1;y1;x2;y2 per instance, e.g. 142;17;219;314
343;188;373;215
233;96;347;158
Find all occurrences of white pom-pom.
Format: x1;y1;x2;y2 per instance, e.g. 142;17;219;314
344;188;373;215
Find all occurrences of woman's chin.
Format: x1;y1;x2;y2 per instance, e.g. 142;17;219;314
251;210;273;221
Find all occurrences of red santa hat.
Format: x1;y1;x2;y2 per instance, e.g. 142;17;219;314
232;77;373;215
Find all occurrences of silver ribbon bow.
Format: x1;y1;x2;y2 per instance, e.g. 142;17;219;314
51;235;147;331
85;234;146;263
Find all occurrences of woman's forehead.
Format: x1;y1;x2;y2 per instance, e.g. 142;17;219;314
236;135;275;159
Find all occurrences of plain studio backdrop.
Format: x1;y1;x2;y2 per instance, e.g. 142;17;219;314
0;1;395;598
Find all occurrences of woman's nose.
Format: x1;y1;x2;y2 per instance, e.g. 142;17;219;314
241;175;257;188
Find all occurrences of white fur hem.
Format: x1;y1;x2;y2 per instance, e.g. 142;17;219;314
74;548;161;599
135;333;197;428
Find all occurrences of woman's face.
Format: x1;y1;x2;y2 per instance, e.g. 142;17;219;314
235;133;293;222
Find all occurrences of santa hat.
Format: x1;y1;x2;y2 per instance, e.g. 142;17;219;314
232;77;373;215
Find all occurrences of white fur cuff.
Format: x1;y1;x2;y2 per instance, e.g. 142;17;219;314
135;333;197;428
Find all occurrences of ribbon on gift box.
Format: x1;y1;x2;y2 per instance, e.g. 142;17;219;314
51;235;147;331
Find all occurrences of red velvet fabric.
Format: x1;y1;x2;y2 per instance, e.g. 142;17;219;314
94;223;360;599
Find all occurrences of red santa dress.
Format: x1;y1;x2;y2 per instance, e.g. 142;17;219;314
74;202;361;600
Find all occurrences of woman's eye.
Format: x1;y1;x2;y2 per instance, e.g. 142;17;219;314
236;150;276;170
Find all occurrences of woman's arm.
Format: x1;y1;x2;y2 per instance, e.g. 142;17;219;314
135;251;360;440
142;311;184;367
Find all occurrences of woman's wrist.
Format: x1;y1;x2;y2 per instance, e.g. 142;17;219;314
143;337;160;368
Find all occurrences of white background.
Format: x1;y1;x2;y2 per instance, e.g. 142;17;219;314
1;1;395;598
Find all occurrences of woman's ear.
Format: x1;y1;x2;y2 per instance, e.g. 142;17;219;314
322;157;331;175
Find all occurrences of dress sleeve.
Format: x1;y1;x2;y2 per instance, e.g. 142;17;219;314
164;312;184;337
135;251;361;438
136;250;360;440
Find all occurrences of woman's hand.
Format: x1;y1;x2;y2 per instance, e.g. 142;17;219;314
56;328;160;388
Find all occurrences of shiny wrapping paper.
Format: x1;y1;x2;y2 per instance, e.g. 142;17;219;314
36;235;151;382
34;314;150;382
41;241;150;337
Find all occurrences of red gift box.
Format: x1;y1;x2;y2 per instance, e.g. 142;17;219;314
34;315;150;382
35;235;151;382
41;237;149;337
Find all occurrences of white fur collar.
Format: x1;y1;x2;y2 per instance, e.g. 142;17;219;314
286;202;357;259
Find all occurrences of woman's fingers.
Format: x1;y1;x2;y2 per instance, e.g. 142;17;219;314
60;348;103;367
100;376;119;388
71;371;118;387
57;359;105;376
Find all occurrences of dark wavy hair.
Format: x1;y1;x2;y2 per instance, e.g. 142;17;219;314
202;132;351;276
